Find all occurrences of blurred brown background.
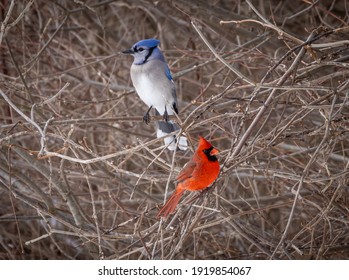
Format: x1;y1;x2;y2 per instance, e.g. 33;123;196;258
1;0;349;259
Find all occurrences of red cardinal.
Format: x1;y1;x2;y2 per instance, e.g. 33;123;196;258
157;136;220;218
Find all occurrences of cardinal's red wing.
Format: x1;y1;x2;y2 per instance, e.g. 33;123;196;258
176;160;197;183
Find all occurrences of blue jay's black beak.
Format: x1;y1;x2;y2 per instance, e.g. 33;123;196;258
122;48;134;55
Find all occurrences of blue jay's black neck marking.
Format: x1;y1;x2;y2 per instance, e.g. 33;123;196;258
138;46;157;64
203;146;218;162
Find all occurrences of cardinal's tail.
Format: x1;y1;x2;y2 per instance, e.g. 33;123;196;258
157;187;185;218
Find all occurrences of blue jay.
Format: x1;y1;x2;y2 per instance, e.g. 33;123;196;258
122;39;187;151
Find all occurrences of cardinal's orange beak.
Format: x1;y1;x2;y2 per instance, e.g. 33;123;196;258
210;147;219;156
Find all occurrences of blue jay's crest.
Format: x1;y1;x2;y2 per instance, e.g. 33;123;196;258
133;39;160;50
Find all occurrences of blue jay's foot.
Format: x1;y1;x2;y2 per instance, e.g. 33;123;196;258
143;106;153;124
163;107;169;122
143;113;150;124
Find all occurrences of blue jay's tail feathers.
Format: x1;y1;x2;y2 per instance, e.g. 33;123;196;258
156;121;188;151
155;112;187;151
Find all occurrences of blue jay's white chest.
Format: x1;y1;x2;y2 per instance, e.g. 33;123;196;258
130;62;176;116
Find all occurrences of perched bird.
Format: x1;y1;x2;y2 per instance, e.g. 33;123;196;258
157;136;220;218
122;39;187;151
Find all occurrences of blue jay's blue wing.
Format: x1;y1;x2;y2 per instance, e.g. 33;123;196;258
165;65;173;81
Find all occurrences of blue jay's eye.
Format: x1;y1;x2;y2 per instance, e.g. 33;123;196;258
138;47;144;52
